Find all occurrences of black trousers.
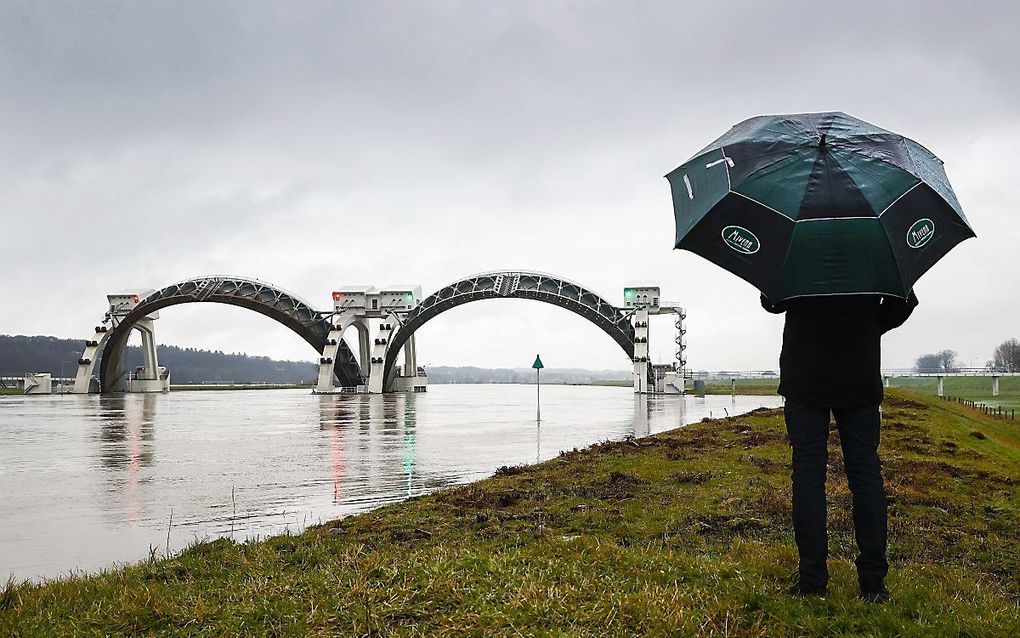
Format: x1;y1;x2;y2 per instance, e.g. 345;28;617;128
784;399;888;589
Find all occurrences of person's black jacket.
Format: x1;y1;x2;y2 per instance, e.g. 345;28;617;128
761;292;919;408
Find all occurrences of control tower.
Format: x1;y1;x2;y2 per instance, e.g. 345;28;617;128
624;284;686;394
315;285;427;394
72;290;170;393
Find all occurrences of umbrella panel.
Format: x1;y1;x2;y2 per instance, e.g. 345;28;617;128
669;147;734;243
775;219;904;299
879;182;977;291
828;147;919;217
677;193;794;298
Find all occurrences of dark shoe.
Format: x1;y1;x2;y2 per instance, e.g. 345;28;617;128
859;585;890;603
788;577;827;597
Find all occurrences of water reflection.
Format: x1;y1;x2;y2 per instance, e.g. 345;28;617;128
0;385;781;581
403;397;416;497
317;393;434;507
93;394;159;527
96;394;156;469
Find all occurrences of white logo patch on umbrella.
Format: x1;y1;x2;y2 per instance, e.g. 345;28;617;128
721;225;760;254
906;218;935;249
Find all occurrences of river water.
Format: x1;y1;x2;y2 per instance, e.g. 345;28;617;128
0;385;782;581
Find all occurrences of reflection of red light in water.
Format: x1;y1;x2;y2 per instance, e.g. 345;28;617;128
330;426;345;504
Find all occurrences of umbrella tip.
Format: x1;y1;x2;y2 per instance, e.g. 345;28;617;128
819;133;827;149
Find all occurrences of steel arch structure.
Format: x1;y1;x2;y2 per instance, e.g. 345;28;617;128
98;276;362;392
383;271;636;390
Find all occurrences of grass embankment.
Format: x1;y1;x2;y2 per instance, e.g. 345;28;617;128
2;390;1019;636
590;379;633;387
0;386;21;395
703;378;781;396
890;376;1020;411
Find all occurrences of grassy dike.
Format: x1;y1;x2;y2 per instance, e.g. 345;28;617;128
890;376;1020;411
2;391;1018;637
703;379;781;396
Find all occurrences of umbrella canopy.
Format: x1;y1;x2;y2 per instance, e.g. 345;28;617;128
666;111;975;301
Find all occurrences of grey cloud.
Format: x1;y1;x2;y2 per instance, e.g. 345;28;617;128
1;1;1017;370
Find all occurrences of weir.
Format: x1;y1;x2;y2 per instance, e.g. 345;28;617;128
71;272;687;395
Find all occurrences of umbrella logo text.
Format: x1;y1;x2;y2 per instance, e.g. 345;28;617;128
906;218;935;249
721;225;760;255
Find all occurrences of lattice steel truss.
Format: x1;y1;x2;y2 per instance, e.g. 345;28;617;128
98;276;362;391
675;309;688;374
383;271;636;390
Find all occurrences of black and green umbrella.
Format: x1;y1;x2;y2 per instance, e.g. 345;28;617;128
666;111;975;301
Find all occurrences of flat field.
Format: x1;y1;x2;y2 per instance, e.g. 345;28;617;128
889;375;1020;411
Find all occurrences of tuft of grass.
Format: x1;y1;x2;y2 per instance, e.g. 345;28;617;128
1;389;1018;636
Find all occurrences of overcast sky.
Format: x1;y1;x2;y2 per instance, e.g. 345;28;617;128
1;1;1017;372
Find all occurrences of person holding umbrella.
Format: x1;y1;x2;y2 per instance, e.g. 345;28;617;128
666;112;975;602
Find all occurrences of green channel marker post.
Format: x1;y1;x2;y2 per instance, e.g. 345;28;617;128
533;354;544;422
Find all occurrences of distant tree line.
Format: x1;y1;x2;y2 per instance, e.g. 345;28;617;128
991;338;1020;372
914;338;1020;374
0;335;317;384
0;335;635;386
914;349;960;373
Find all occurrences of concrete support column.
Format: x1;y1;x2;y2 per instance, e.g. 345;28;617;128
730;378;735;395
354;320;371;373
135;319;159;380
937;375;944;398
632;308;649;394
404;334;417;377
367;316;396;394
73;324;111;394
993;376;1000;397
883;375;890;388
315;312;356;393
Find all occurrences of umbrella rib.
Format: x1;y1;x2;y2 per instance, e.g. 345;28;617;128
728;190;793;221
720;146;732;190
839;136;940;202
828;146;921;217
677;139;802;177
877;182;922;218
782;290;909;300
731;191;903;224
796;216;877;222
873;216;910;295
